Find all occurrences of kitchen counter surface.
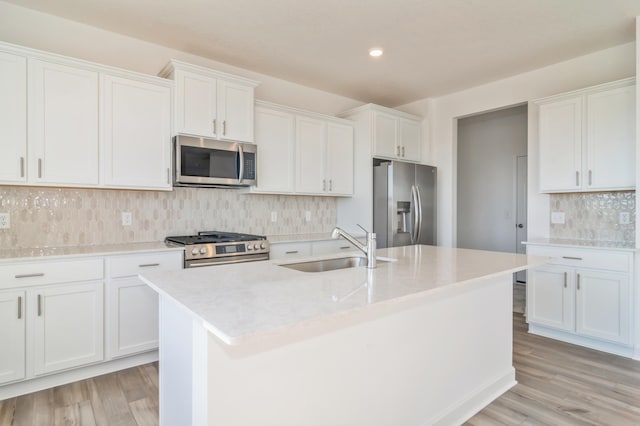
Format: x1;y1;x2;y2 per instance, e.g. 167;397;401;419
524;238;636;251
0;241;184;263
141;245;548;346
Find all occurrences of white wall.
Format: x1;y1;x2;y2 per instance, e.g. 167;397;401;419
399;43;636;247
0;1;361;116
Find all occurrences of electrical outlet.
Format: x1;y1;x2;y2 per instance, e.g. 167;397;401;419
305;211;311;222
619;212;631;225
271;211;277;222
0;213;10;229
550;212;565;224
121;212;132;226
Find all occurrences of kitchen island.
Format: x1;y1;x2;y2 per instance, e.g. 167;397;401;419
140;245;547;426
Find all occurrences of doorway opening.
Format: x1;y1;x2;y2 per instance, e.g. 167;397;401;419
456;104;528;313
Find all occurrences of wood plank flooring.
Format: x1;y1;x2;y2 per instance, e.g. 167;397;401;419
1;314;639;425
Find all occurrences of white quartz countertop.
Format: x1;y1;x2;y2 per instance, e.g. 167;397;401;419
524;239;636;251
140;245;548;346
0;241;184;263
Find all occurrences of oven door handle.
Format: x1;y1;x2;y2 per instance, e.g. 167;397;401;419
238;144;245;184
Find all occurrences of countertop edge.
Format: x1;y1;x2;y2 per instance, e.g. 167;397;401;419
523;239;637;252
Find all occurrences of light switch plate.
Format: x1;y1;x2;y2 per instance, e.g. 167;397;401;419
619;212;630;224
305;211;311;222
121;212;132;226
551;212;565;224
271;211;277;222
0;213;10;229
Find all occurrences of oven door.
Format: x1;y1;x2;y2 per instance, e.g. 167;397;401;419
186;252;269;268
174;135;256;187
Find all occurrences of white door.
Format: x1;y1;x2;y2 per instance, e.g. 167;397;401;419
399;119;421;161
175;70;217;137
0;290;25;385
217;79;254;142
373;111;398;158
0;51;27;183
527;265;574;331
326;122;354;196
109;278;159;358
33;281;104;375
538;97;582;191
295;115;326;194
29;59;99;186
102;75;171;189
254;107;295;193
575;270;630;344
585;85;635;190
515;156;528;284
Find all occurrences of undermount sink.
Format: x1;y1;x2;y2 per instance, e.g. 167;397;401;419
279;256;388;273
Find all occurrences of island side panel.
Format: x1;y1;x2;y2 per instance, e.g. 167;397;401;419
204;275;515;426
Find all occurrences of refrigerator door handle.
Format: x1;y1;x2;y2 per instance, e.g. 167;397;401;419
415;185;423;243
411;185;419;243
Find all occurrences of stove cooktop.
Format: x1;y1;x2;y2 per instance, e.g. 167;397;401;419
165;231;267;246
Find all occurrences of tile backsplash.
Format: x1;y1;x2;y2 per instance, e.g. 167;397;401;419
0;186;337;249
550;191;635;244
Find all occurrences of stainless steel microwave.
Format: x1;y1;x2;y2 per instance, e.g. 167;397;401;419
173;135;257;187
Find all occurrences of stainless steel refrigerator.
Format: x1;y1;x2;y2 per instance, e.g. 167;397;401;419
373;160;436;248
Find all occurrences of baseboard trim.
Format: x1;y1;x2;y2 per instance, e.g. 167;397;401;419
529;325;634;358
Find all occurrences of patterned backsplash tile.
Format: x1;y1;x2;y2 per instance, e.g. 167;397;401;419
0;186;337;249
549;191;635;244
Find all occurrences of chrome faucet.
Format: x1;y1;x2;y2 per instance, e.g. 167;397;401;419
331;225;377;268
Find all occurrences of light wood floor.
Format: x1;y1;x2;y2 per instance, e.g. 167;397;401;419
1;314;639;425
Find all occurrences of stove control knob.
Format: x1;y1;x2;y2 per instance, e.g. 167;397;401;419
260;243;266;249
200;247;207;255
191;248;199;256
247;244;253;250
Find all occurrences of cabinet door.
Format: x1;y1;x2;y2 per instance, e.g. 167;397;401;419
218;79;254;142
0;290;25;385
399;119;421;161
585;85;635;190
0;51;27;183
109;277;159;358
295;115;326;194
575;270;631;344
373;111;398;158
538;97;582;192
29;59;99;186
32;281;103;375
103;75;171;189
527;265;574;331
326;122;354;195
253;106;295;193
175;70;217;138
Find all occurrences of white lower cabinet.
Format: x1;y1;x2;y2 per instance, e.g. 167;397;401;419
270;242;312;260
0;290;26;384
270;238;365;260
32;281;104;376
526;244;633;355
106;251;183;358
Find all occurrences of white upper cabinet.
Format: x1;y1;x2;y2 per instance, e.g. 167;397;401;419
102;74;172;190
253;105;296;193
29;59;100;186
0;51;27;184
372;109;422;162
537;78;635;193
162;60;259;142
251;101;354;197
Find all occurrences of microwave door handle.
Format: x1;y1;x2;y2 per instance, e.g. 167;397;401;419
238;144;245;184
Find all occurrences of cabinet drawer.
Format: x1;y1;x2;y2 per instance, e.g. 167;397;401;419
0;258;103;290
311;239;362;256
526;246;631;272
269;242;312;260
108;251;183;278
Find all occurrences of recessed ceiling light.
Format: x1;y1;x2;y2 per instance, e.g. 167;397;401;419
369;48;383;57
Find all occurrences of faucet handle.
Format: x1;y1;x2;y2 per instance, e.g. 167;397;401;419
356;224;369;234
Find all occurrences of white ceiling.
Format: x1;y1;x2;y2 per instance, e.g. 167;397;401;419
6;0;640;106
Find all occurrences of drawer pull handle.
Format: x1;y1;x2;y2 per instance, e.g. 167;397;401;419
588;170;592;186
37;294;42;316
563;272;567;288
285;250;299;254
339;246;351;250
562;256;582;261
18;296;22;319
139;263;160;268
20;157;25;178
577;273;581;290
15;273;45;279
212;119;217;135
575;171;579;186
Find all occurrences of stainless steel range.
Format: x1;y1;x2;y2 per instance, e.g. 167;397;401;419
165;231;269;268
